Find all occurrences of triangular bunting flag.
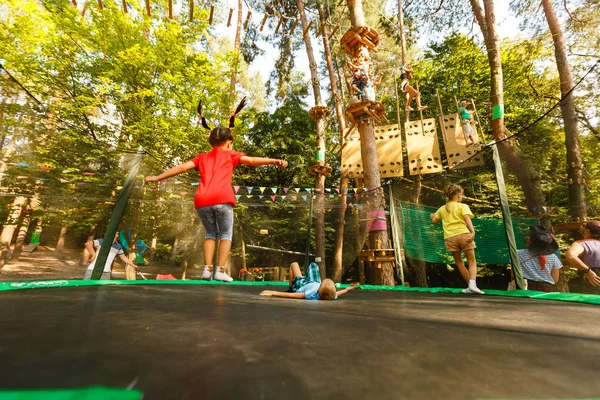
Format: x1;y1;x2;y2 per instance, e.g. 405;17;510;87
259;195;264;199
353;188;358;193
291;195;297;201
283;188;289;194
271;187;278;194
83;172;95;176
302;195;307;201
234;186;240;193
335;188;340;193
325;188;331;193
294;188;300;193
191;182;199;186
344;188;349;194
246;195;253;198
259;187;266;194
270;196;276;202
18;162;30;167
39;164;52;171
305;188;312;193
246;186;254;193
235;195;241;200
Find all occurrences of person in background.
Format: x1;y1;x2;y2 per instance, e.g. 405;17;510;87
259;262;355;300
566;220;600;294
83;232;138;280
517;225;562;292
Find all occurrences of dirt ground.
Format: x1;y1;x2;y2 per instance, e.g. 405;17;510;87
0;246;204;282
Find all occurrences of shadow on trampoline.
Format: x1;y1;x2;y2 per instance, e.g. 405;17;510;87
1;284;599;400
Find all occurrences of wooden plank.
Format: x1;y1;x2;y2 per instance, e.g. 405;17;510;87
227;8;233;26
259;13;268;31
405;118;443;175
208;4;214;25
243;10;252;29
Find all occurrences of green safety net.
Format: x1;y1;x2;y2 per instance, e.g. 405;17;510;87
398;202;537;265
0;387;142;400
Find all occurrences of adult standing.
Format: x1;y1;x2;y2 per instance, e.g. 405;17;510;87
565;220;600;294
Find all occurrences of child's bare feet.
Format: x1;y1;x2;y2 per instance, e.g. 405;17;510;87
418;106;428;111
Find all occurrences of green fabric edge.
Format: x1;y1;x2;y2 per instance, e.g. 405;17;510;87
0;387;142;400
1;279;599;305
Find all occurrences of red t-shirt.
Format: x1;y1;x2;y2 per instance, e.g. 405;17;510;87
191;148;246;209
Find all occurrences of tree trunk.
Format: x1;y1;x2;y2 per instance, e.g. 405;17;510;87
297;0;329;279
11;200;36;261
407;176;428;286
0;196;27;267
171;237;179;265
55;225;68;254
396;0;407;64
470;0;547;223
345;0;395;286
229;0;243;100
319;4;348;282
541;0;586;221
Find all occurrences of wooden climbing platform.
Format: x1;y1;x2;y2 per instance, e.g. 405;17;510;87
405;118;443;175
345;101;386;124
440;113;484;170
340;27;380;57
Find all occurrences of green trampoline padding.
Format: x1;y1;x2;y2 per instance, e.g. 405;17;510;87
0;387;142;400
1;280;599;306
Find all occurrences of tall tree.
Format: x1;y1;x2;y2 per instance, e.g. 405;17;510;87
344;0;395;285
469;0;549;225
541;0;585;221
296;0;329;279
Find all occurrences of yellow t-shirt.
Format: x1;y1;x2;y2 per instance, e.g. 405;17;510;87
434;202;474;239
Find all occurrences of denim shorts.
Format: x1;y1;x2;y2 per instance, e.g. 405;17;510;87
196;204;234;241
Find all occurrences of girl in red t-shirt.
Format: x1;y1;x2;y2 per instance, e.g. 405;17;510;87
145;127;287;281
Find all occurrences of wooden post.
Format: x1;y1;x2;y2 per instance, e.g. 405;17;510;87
259;13;268;31
168;0;173;19
417;82;425;136
189;0;193;22
288;18;298;34
208;4;214;25
393;70;401;125
436;89;448;142
97;0;103;10
243;11;252;29
227;8;233;26
145;0;151;17
453;94;459;110
122;0;127;13
274;15;284;34
302;20;314;38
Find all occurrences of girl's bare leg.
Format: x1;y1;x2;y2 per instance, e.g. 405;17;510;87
464;249;478;281
289;262;302;286
204;239;216;266
451;251;470;283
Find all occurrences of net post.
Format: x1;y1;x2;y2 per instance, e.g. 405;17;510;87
491;142;525;289
304;193;314;269
387;182;404;284
91;146;145;279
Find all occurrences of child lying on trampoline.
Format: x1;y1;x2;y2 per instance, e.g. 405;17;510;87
259;262;356;300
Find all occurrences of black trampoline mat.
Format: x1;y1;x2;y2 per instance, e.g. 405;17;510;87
1;285;599;400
